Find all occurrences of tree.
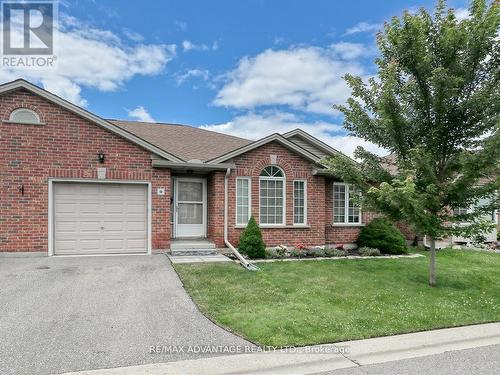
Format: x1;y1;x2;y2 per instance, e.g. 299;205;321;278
326;0;499;286
238;217;266;259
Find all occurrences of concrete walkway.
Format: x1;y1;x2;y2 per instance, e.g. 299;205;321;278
168;254;232;264
56;322;500;375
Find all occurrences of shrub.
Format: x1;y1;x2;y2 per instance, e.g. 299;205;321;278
358;247;381;256
324;248;347;257
264;248;275;259
358;218;408;254
238;217;266;259
305;247;324;257
290;248;306;258
275;245;289;257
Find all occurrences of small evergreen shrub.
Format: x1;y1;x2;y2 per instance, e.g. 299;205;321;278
358;246;381;256
238;217;266;259
358;218;408;254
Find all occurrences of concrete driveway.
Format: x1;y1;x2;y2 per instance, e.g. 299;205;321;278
0;254;251;375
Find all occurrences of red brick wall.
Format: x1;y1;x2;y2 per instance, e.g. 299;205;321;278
324;180;379;244
207;171;225;245
206;142;327;247
0;89;171;252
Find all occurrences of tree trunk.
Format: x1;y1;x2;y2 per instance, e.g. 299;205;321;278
429;237;437;287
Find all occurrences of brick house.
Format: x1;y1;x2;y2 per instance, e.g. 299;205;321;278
1;79;386;255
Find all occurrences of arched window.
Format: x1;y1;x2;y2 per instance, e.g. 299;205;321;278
259;166;285;225
9;108;41;124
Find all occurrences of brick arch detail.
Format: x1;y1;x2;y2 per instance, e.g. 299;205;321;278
3;103;46;123
251;156;294;178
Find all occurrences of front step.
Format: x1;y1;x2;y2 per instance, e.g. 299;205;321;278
170;239;217;256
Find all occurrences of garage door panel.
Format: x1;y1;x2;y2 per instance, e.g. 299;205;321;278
126;238;148;251
79;184;100;195
55;239;78;251
127;220;146;232
102;220;125;232
79;239;102;251
56;221;78;233
103;239;125;250
80;221;102;233
79;202;101;215
103;203;125;214
54;183;148;255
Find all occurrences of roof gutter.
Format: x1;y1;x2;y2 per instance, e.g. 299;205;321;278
224;168;258;271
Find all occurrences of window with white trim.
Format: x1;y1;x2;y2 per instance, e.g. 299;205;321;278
9;108;41;124
236;177;251;225
293;180;307;225
333;183;361;224
259;166;285;225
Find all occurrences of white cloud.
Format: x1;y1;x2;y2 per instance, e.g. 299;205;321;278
182;40;216;52
0;14;176;106
454;8;470;21
200;111;386;158
344;22;381;35
213;46;368;115
329;42;366;60
127;106;155;122
123;28;144;42
175;69;210;85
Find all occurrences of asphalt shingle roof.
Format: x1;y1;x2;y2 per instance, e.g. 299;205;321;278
109;120;252;162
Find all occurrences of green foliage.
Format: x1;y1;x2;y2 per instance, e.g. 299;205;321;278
324;248;347;257
325;0;500;241
305;247;324;257
289;248;306;258
238;217;266;259
359;218;408;254
358;247;382;257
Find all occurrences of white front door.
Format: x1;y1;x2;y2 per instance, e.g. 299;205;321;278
174;178;206;238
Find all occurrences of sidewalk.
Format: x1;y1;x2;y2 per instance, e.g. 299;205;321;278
57;322;500;375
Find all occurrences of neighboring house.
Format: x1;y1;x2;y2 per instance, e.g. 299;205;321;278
0;79;384;255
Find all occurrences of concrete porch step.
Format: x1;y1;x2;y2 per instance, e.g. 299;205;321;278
170;239;218;256
171;249;218;256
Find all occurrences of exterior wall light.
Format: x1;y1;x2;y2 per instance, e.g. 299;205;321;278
98;150;105;164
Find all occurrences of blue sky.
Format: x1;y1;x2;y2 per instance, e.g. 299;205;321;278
1;0;469;156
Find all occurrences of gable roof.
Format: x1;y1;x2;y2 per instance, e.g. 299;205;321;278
0;79;183;162
208;133;322;164
283;128;356;163
109;120;251;162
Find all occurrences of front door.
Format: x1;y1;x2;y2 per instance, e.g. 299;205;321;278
174;178;206;238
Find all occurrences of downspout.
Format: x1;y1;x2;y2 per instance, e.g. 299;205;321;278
224;168;259;271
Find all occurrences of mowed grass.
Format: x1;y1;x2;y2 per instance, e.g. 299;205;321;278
174;250;500;346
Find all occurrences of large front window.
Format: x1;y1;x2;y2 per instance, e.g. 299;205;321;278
333;183;361;224
259;166;285;225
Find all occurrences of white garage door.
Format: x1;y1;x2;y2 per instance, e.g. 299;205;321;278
54;183;148;255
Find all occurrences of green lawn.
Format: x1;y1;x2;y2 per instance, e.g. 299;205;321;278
174;250;500;346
